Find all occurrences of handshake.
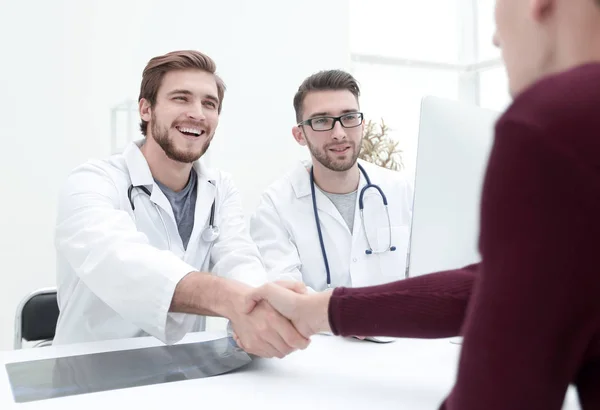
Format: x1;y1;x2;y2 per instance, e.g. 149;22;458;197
227;281;333;359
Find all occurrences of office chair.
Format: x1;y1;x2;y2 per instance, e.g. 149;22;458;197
14;288;59;349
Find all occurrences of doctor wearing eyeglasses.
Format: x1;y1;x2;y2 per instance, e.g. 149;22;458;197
250;70;414;292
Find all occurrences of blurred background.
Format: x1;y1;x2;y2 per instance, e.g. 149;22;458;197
0;0;508;350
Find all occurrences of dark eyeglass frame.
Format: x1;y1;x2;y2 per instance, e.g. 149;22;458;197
298;112;364;132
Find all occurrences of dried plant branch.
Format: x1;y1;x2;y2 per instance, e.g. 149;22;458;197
359;118;404;171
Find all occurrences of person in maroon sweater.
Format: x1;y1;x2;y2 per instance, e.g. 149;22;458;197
245;0;600;408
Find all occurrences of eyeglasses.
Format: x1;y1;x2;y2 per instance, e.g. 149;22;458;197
298;112;364;132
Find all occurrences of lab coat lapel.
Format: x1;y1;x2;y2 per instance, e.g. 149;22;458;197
187;163;216;255
123;141;176;221
351;166;375;249
313;189;349;230
290;161;350;230
149;186;176;222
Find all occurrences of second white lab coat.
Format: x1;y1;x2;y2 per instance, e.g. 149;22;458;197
53;141;266;346
250;159;413;291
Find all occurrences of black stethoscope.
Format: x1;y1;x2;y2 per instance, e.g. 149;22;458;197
127;182;220;246
310;163;396;288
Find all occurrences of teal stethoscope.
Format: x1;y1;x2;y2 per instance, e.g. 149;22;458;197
310;163;396;288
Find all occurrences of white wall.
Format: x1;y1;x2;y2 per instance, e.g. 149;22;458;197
0;0;350;351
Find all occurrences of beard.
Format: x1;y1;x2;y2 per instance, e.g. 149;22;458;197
150;113;211;163
306;138;361;172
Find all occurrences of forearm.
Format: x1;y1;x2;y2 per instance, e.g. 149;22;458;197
170;271;249;318
328;264;477;338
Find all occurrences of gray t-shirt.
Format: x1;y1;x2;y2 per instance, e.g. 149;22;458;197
321;189;358;233
154;170;197;249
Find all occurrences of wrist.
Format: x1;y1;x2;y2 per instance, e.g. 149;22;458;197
213;278;251;320
312;290;333;334
172;272;252;318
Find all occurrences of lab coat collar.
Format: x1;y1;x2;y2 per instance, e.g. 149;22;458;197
290;159;369;199
123;140;214;188
123;140;216;230
289;160;313;199
290;159;370;235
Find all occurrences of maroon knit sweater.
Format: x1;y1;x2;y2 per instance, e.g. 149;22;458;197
329;63;600;409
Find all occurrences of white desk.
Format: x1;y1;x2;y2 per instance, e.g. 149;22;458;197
0;332;582;409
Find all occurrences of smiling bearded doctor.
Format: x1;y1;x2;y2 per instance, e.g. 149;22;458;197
250;70;414;292
53;50;309;359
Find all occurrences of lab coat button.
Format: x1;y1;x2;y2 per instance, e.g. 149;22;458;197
352;258;358;262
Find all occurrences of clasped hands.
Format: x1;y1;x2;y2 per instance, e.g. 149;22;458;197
228;281;332;359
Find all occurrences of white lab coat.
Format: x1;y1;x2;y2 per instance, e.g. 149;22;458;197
250;159;413;291
53;140;266;345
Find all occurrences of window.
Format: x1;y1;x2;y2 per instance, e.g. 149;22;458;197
479;66;511;112
349;0;460;64
477;0;500;61
349;0;509;177
351;63;459;176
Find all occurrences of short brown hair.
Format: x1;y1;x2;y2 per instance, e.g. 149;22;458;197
138;50;226;136
293;70;360;123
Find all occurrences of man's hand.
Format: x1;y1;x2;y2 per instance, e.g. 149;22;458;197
241;280;308;314
172;274;310;358
229;299;310;358
246;282;333;339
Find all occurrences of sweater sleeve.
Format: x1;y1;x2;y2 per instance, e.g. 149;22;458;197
329;263;478;338
440;121;600;409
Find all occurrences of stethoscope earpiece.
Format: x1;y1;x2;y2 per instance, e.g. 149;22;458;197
366;246;396;255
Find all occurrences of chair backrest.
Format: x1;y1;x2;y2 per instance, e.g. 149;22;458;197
14;288;59;349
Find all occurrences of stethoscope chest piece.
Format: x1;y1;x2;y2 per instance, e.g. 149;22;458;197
201;194;219;242
202;226;220;242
